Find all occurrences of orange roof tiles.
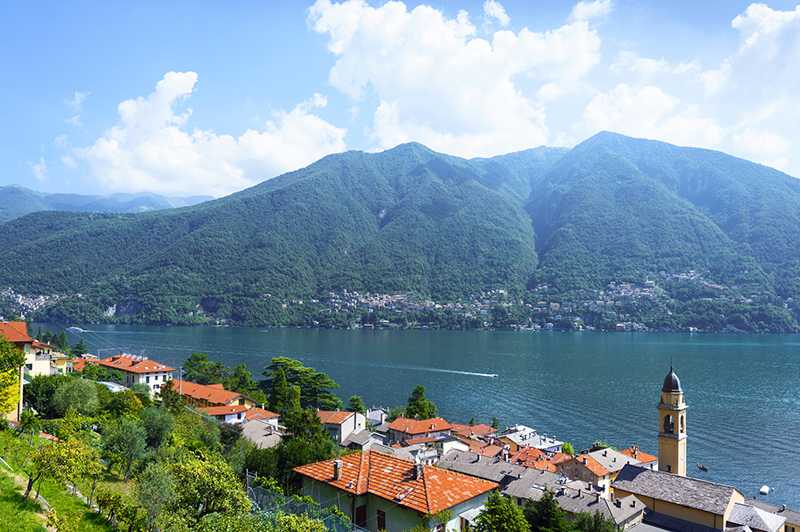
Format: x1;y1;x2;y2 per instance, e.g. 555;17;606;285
317;411;355;425
450;423;496;438
570;454;609;477
98;354;174;374
456;437;506;458
293;450;497;514
167;379;251;407
388;417;452;435
72;357;97;372
246;407;280;421
402;436;438;446
619;446;658;464
0;322;33;344
510;446;557;472
200;404;248;416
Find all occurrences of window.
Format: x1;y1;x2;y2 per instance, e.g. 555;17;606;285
377;510;386;530
355;505;367;527
146;376;150;384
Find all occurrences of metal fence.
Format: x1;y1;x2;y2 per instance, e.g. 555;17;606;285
248;485;370;532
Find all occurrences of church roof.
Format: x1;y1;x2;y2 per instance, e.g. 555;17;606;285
662;365;682;393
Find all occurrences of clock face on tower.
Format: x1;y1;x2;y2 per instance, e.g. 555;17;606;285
680;454;685;464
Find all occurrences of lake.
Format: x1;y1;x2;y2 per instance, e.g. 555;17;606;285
39;324;800;508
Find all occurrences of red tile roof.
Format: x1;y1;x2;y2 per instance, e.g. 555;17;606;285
72;357;97;372
619;445;658;464
456;437;506;458
167;379;251;407
568;454;609;477
450;423;496;438
200;404;248;416
317;411;355;425
98;354;174;374
388;417;452;435
510;446;557;472
0;322;33;344
293;450;497;514
245;407;280;422
402;436;438;446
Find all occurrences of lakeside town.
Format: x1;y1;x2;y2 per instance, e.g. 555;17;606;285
3;266;796;333
0;319;798;532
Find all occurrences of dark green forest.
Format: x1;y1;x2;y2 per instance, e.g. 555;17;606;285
2;132;800;332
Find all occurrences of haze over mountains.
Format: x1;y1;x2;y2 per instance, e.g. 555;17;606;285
0;185;213;225
1;131;799;326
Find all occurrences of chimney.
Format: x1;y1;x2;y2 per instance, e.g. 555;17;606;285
333;460;343;481
615;499;622;508
414;463;423;480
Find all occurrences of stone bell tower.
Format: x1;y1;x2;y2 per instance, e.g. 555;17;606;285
657;365;687;476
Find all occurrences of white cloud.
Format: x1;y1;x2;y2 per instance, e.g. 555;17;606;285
61;155;77;168
68;91;88;110
733;127;790;156
54;134;69;148
581;83;723;148
483;0;510;27
74;72;347;197
569;0;613;22
66;115;81;127
612;51;670;78
308;0;601;157
30;158;47;181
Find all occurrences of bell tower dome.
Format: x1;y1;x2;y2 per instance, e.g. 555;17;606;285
657;365;687;476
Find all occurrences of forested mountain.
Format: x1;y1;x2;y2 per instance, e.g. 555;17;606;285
0;185;213;224
1;132;800;328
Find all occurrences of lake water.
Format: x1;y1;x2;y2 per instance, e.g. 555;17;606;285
40;324;800;508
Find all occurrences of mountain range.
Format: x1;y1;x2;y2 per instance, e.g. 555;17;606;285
1;131;799;326
0;185;213;225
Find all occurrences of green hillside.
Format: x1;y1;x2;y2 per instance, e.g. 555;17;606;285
526;132;796;295
1;133;800;329
0;142;561;323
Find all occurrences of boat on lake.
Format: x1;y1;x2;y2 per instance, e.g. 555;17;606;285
697;463;708;472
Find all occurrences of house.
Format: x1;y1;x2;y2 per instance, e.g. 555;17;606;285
0;321;33;422
199;404;248;424
450;423;496;439
342;429;387;451
612;464;747;531
294;450;498;531
744;499;800;532
98;353;174;395
439;449;528;486
499;425;563;453
387;417;452;444
316;410;366;444
502;469;645;530
618;445;658;470
559;447;640;498
167;379;257;409
244;407;280;426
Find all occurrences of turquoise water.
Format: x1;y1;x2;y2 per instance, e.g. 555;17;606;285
45;325;800;507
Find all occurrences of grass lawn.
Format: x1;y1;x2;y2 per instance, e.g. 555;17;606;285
0;429;115;532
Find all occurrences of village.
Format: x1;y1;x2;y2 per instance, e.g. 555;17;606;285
1;319;798;532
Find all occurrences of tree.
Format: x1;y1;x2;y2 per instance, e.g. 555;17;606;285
0;337;25;417
140;405;175;449
492;417;499;430
70;339;89;357
105;418;147;481
267;368;291;414
571;511;616;532
166;451;250;525
24;374;71;418
406;385;437;420
524;488;570;532
261;357;342;411
561;442;575;456
136;462;176;532
102;389;143;418
19;410;41;444
183;353;225;385
346;395;365;414
52;378;98;417
475;490;530;532
470;417;476;426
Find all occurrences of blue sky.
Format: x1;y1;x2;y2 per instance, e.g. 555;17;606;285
3;0;800;197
